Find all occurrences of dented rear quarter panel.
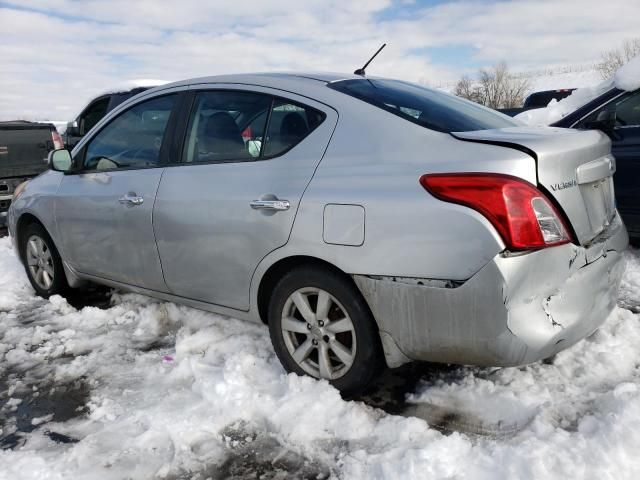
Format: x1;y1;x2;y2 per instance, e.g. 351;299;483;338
354;213;628;367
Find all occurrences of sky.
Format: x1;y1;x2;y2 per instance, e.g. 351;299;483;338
1;0;639;121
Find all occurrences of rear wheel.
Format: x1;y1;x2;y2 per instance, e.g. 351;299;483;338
21;223;68;298
268;266;383;396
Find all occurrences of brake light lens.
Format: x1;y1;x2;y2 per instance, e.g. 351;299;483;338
420;173;572;250
51;130;64;150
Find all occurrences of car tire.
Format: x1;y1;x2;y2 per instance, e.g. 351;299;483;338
20;223;69;298
268;265;383;397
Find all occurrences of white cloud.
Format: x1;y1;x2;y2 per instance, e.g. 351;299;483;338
1;0;639;121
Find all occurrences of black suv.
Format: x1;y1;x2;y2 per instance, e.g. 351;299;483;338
64;84;163;150
553;87;640;240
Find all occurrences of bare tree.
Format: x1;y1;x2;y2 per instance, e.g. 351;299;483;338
597;38;640;79
454;75;482;104
454;62;529;109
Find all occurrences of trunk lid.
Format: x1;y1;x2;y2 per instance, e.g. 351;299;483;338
452;126;616;246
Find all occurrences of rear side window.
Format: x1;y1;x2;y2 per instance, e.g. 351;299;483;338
182;91;326;163
263;101;325;157
328;79;517;133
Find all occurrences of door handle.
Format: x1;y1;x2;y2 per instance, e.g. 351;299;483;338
119;192;144;206
250;199;290;211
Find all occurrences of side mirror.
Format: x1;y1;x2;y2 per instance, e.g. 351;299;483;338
66;121;80;137
48;149;73;172
584;109;616;136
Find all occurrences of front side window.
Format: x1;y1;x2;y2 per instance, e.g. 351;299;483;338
84;95;176;171
182;91;326;163
579;90;640;128
328;78;517;133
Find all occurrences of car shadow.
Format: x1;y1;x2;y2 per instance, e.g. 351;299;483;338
354;362;463;416
354;362;536;437
64;284;113;310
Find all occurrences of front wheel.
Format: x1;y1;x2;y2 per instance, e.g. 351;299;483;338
268;266;383;396
21;223;69;298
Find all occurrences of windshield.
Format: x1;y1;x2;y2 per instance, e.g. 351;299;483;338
328;78;518;133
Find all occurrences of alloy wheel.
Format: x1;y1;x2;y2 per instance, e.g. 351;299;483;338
25;235;55;290
280;287;356;380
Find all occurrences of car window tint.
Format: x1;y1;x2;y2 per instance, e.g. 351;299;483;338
328;79;517;133
80;97;110;135
84;94;176;171
580;90;640;128
183;91;272;163
614;90;640;126
262;101;325;157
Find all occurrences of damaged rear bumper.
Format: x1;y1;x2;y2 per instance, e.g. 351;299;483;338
354;213;628;368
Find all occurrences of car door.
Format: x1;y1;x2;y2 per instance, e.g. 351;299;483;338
55;93;179;291
577;90;640;235
153;87;337;310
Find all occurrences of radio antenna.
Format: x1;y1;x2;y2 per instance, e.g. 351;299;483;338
354;43;387;76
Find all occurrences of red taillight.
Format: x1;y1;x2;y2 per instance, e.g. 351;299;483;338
420;173;572;251
51;130;64;150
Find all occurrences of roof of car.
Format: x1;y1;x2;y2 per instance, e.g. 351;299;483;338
136;72;370;106
169;71;364;86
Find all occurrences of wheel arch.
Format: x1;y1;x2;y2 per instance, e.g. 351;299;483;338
15;213;47;260
254;252;413;369
15;212;84;289
256;255;360;325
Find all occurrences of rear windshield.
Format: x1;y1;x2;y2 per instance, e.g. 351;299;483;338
328;78;517;133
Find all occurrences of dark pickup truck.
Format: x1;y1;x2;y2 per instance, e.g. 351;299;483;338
0;121;62;226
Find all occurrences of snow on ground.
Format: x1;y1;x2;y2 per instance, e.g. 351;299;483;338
436;64;602;97
1;236;640;479
521;68;602;94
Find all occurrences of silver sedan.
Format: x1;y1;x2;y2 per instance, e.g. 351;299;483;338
8;73;628;395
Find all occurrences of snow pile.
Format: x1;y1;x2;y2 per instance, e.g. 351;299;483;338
522;68;602;94
517;55;640;127
515;80;613;126
614;55;640;92
1;237;640;479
